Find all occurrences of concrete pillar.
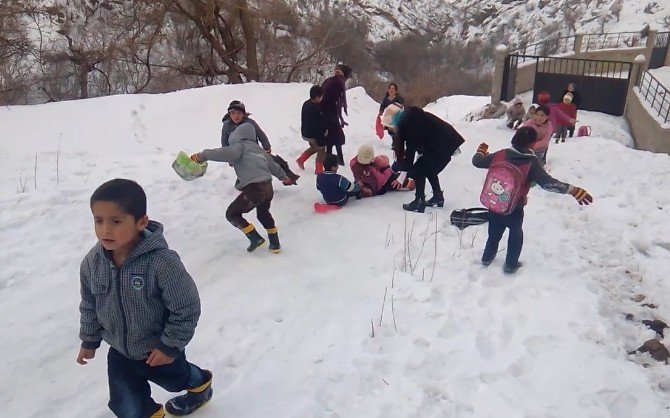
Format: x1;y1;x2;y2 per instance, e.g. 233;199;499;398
490;44;508;105
644;29;657;70
574;33;585;54
665;35;670;66
630;54;647;93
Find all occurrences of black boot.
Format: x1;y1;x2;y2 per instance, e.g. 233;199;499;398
243;224;265;252
267;227;280;254
165;370;213;416
503;262;523;274
426;191;444;208
402;196;426;213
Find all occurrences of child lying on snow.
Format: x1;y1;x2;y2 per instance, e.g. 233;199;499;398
349;144;414;197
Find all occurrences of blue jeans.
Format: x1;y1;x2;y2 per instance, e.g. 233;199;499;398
107;348;206;418
482;206;524;268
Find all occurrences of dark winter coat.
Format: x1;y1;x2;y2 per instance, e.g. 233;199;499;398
379;94;405;114
301;99;326;146
221;115;271;151
79;221;201;360
316;171;357;205
320;74;347;146
396;106;465;175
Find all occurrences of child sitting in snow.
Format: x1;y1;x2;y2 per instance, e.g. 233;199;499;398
191;123;292;253
316;153;361;206
472;127;594;274
77;179;212;417
350;144;414;197
505;97;526;129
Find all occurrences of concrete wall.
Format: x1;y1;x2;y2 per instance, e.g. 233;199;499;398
625;91;670;154
570;48;647;64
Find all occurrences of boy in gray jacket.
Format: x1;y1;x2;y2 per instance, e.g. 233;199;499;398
77;179;211;417
192;123;292;253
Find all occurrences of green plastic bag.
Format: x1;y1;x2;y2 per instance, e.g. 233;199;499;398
172;151;208;181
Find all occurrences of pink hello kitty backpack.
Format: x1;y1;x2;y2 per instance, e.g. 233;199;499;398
479;151;532;215
577;125;591;137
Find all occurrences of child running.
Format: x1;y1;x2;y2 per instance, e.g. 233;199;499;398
78;179;212;418
192;123;292;253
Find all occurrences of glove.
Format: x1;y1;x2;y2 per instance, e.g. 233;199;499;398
265;148;272;154
391;171;407;190
476;143;489;155
569;186;593;205
281;177;294;186
190;153;202;163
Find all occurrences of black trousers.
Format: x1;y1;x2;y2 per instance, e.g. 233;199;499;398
226;181;275;230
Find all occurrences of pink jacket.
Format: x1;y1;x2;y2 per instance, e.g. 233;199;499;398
350;155;395;196
523;119;554;151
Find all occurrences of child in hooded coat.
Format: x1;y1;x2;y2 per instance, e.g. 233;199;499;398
505;97;526;129
555;93;578;143
192;123;292;254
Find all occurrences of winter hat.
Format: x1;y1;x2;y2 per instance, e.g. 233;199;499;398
356;144;375;165
227;100;246;113
381;103;403;128
563;93;573;102
529;103;539;110
537;91;551;105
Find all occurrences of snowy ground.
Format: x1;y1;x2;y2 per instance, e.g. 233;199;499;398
1;83;670;417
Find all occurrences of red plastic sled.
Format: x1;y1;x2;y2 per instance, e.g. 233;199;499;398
375;115;384;139
314;202;342;213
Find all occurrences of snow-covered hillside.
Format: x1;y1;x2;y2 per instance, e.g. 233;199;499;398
294;0;669;45
1;84;670;417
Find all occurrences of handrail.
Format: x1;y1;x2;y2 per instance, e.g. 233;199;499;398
509;35;575;56
583;31;644;51
637;71;670;124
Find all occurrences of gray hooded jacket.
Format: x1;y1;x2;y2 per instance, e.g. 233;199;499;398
79;221;201;360
201;123;287;190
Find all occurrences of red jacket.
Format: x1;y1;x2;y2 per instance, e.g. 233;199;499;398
557;102;577;122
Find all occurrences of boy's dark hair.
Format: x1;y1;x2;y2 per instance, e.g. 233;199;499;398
90;179;147;220
309;85;323;100
323;154;339;171
536;105;550;116
511;126;539;148
336;63;353;79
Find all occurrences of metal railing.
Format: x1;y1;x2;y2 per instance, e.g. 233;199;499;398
654;31;670;47
509;36;575;64
536;56;632;79
583;32;643;51
637;71;670;123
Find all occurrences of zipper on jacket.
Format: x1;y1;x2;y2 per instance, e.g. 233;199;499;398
113;266;131;357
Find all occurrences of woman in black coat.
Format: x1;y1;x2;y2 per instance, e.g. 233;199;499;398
382;104;465;213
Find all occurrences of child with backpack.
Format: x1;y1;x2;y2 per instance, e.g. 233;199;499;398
191;123;293;253
473;127;593;274
316;153;361;206
296;85;327;174
78;179;212;418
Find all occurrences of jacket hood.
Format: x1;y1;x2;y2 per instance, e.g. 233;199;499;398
511;97;523;106
228;123;257;145
506;146;537;164
95;220;168;264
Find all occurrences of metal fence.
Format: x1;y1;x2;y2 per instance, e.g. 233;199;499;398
509;36;575;64
637;71;670;123
583;32;643;51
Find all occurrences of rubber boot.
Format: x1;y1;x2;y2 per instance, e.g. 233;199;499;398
242;224;265;252
165;370;213;416
402;196;426;213
426;191;444;208
267;227;281;254
149;405;165;418
315;161;324;174
296;151;310;170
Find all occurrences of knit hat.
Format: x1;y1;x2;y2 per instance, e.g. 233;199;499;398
356;144;375;165
563;93;573;102
381;103;403;128
227;100;246;113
